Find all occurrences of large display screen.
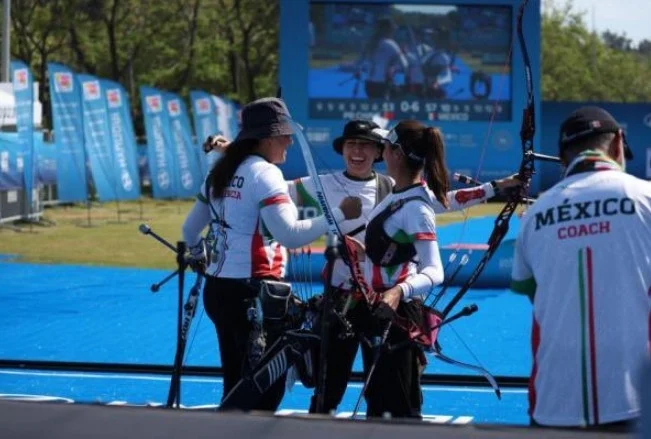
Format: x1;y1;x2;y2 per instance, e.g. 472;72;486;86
308;3;512;121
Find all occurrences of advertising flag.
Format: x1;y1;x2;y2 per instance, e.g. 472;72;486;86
164;92;201;197
102;79;141;200
78;74;118;201
140;86;177;198
190;90;219;175
47;62;88;202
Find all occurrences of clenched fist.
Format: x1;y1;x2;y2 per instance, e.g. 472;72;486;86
339;196;362;220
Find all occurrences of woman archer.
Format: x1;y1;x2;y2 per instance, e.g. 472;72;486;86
352;120;522;418
288;119;522;417
181;97;362;412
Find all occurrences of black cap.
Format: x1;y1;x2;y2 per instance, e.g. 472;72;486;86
559;106;633;160
234;97;293;142
333;120;384;162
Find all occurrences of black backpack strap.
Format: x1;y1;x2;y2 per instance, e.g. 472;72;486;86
346;224;365;238
365;195;427;266
375;173;393;205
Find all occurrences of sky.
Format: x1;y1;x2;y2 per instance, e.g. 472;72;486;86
545;0;651;45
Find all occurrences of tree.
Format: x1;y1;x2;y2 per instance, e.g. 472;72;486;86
637;39;651;56
541;0;651;102
213;0;279;103
601;30;633;52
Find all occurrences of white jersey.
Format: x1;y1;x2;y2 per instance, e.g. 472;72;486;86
289;174;495;289
199;155;291;279
363;183;441;295
512;157;651;426
289;172;384;289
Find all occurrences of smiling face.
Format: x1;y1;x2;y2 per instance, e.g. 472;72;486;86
341;138;381;178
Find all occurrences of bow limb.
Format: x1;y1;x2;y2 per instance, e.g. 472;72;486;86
432;350;501;399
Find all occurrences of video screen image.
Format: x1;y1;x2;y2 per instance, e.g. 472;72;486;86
309;3;512;121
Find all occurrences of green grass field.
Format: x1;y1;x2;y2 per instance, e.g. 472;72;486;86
0;198;507;270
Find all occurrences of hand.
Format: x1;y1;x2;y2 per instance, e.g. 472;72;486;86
339;196;362;220
187;241;207;274
381;286;403;311
493;174;523;192
370;301;395;335
203;135;230;154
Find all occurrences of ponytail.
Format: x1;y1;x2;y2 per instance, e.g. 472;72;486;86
394;120;450;208
423;127;449;209
208;138;259;199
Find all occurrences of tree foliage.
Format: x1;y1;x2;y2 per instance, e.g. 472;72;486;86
541;0;651;102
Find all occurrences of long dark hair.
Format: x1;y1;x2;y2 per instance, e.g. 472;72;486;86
207;138;259;198
394;120;450;209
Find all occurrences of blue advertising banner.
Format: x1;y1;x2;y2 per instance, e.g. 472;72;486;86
78;74;118;201
102;80;141;200
540;101;651;190
164;92;201;197
140;86;177;198
10;60;35;214
190;89;218;175
279;0;542;192
48;62;88;202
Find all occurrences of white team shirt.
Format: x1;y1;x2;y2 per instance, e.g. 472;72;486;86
200;155;291;279
289;172;380;289
512;163;651;426
364;183;444;297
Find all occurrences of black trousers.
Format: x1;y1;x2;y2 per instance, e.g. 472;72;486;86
365;300;425;419
309;294;424;418
202;276;287;411
309;298;373;414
